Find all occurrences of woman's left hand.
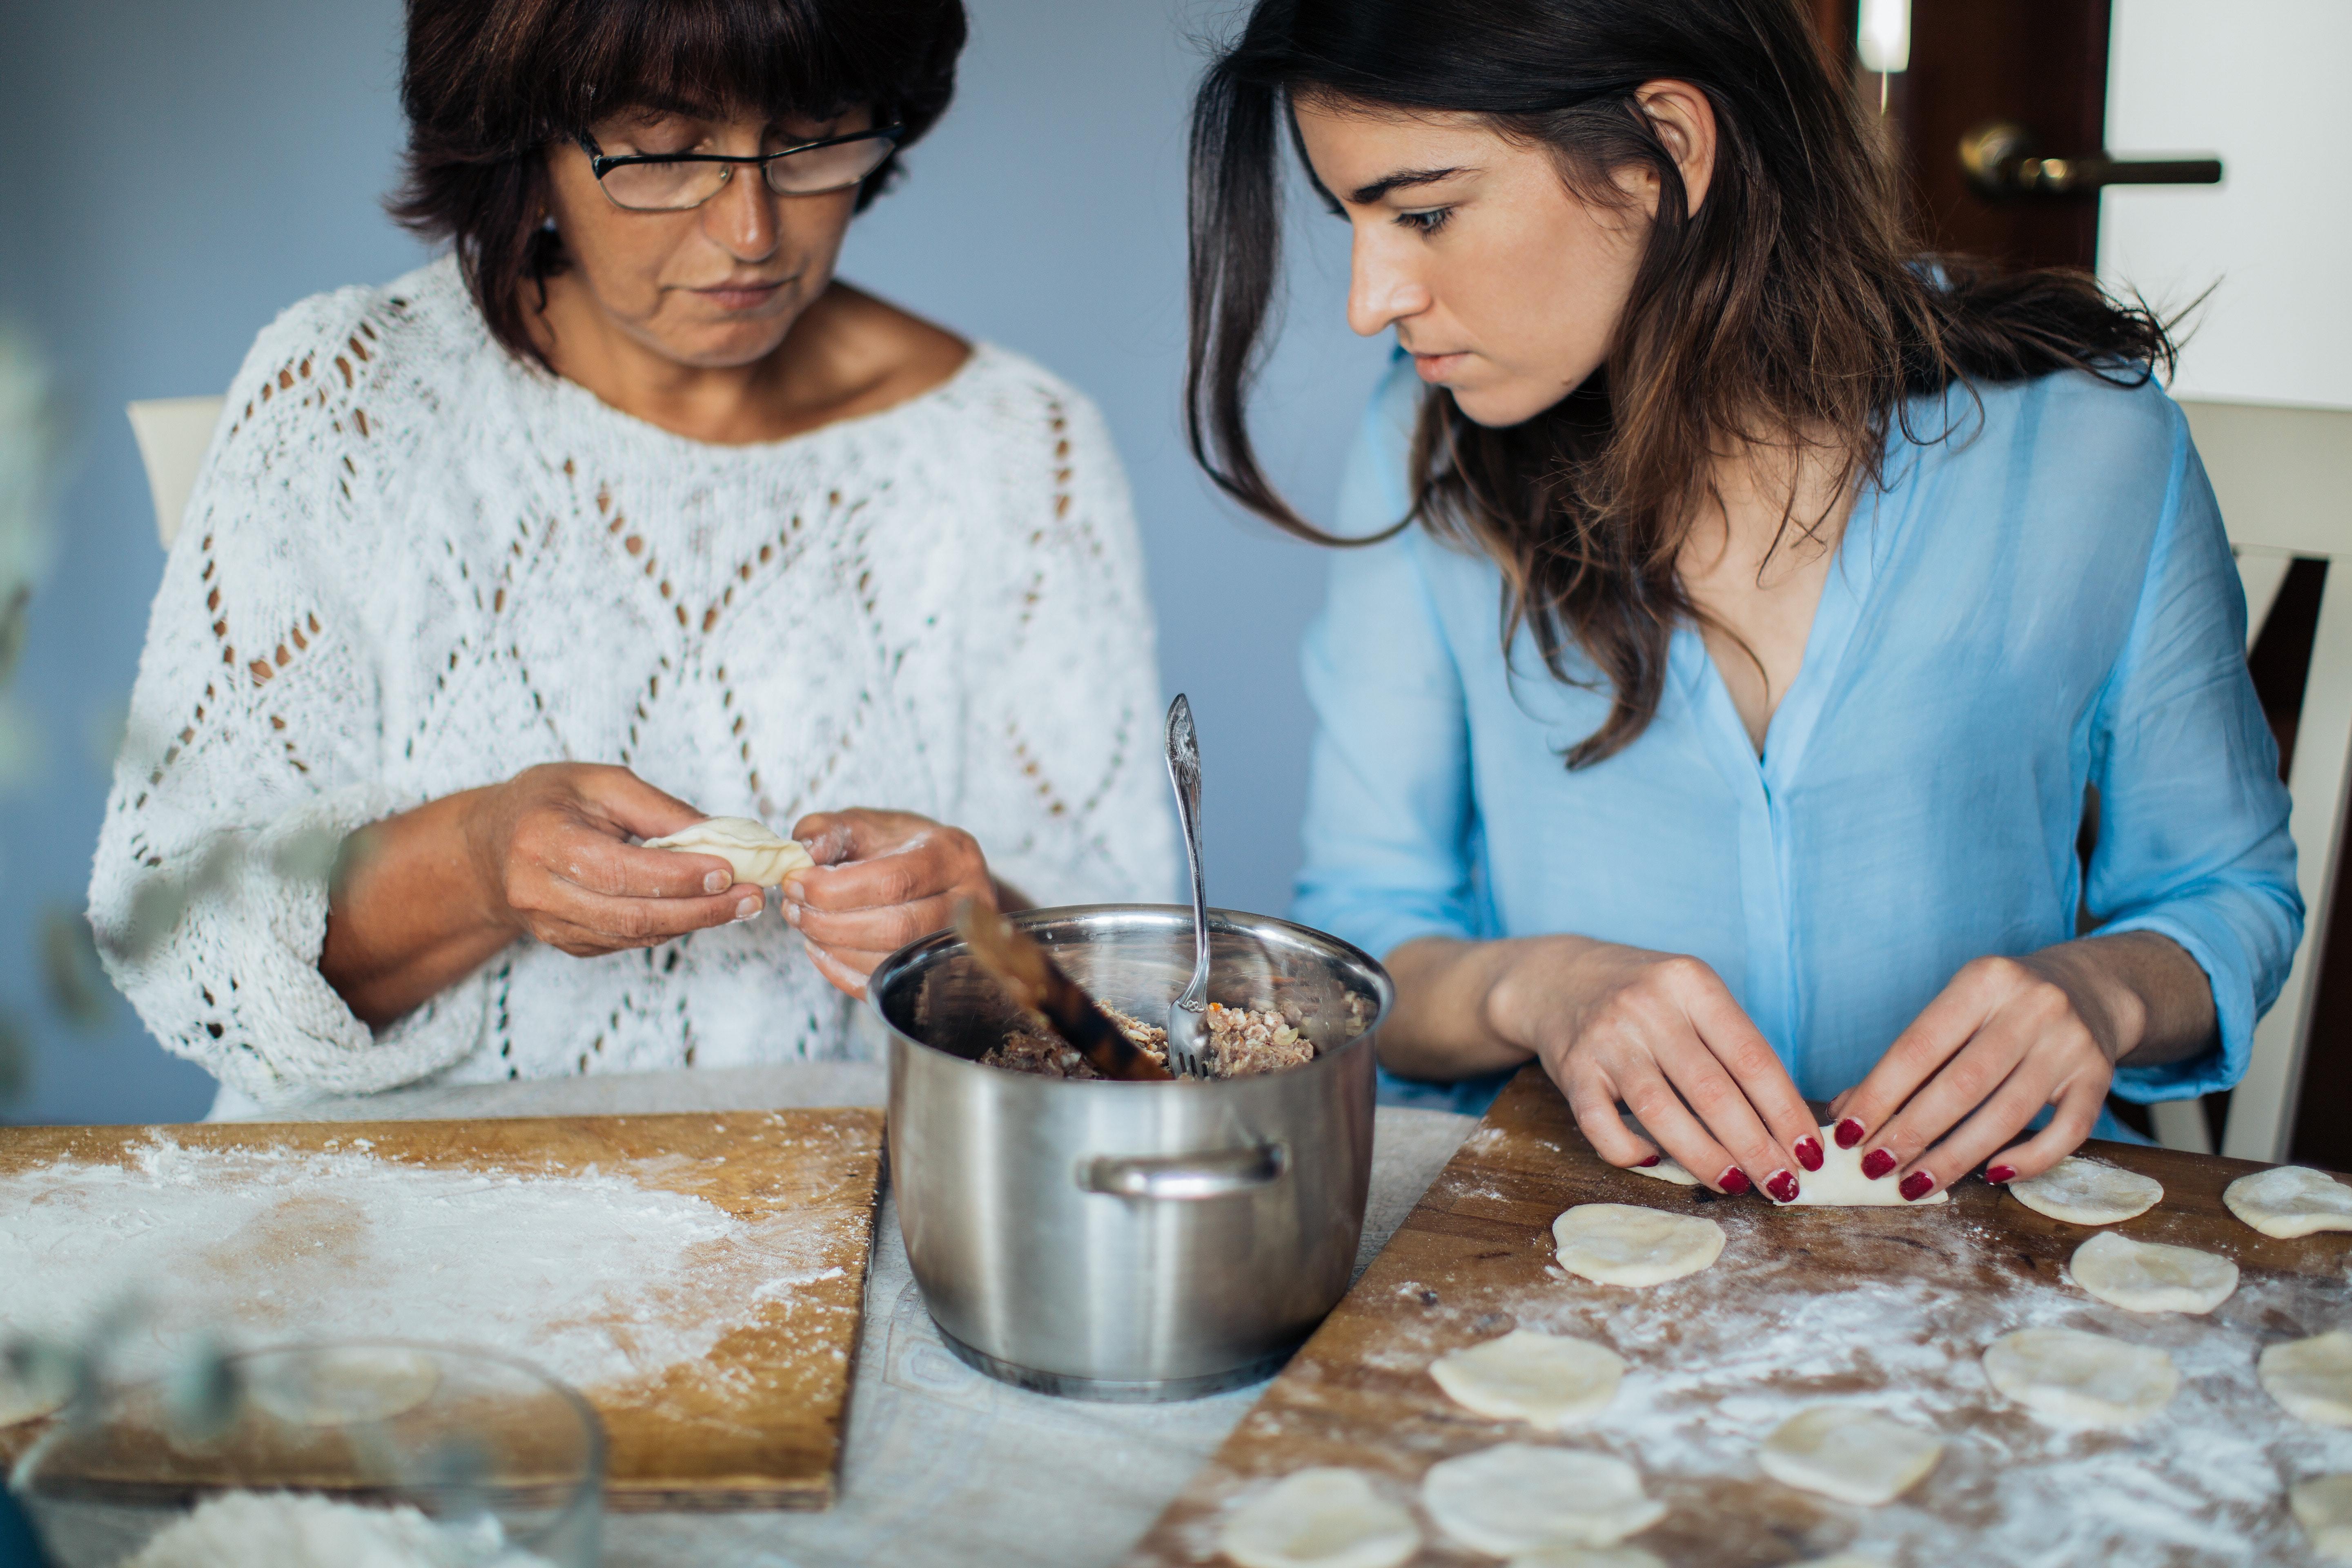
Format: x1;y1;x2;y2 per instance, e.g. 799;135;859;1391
1825;931;2213;1201
783;809;1019;997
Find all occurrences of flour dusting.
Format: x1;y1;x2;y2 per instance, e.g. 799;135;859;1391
0;1137;846;1394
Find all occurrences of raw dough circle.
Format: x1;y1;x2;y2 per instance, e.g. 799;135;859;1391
640;816;815;889
2294;1474;2352;1563
2067;1230;2238;1314
1421;1444;1666;1554
1431;1330;1624;1429
2007;1156;2163;1225
2224;1165;2352;1239
248;1346;442;1428
1218;1468;1419;1568
2261;1330;2352;1427
1552;1205;1726;1287
1754;1405;1942;1505
1982;1327;2178;1428
1505;1548;1667;1568
1625;1124;1945;1206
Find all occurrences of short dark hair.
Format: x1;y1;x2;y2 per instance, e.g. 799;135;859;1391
390;0;967;364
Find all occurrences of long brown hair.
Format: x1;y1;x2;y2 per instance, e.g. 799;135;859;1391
1187;0;2174;766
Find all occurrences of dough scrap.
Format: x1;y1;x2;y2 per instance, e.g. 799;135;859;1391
1504;1548;1667;1568
1552;1204;1726;1287
2261;1330;2352;1427
2294;1474;2352;1563
1628;1124;1944;1206
1754;1405;1942;1505
640;816;815;889
1218;1468;1419;1568
1982;1327;2178;1428
1430;1330;1624;1429
2066;1230;2237;1314
2007;1156;2163;1225
2223;1165;2352;1239
248;1346;442;1428
1421;1444;1665;1554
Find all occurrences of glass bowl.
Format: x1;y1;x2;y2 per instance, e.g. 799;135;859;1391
10;1341;603;1568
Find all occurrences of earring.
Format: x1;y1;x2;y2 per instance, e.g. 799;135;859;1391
540;213;557;233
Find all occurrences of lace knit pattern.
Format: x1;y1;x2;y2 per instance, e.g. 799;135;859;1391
88;256;1174;1105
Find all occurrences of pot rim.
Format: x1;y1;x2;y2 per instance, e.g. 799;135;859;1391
866;902;1394;1093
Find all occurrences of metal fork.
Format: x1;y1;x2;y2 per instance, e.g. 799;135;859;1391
1163;694;1210;1080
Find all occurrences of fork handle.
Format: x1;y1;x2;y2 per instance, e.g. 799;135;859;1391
1166;697;1212;1006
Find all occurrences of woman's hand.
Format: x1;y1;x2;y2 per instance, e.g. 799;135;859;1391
1385;935;1822;1199
458;764;762;954
1826;931;2216;1201
324;763;757;1026
783;809;1020;997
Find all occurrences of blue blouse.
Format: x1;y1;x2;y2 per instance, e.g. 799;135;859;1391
1295;355;2301;1111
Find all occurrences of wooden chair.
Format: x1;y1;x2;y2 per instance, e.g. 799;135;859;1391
2153;399;2352;1162
125;396;226;549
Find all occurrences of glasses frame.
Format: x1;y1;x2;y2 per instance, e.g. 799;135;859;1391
573;124;906;211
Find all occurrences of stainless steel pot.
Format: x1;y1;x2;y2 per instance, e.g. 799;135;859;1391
869;904;1391;1401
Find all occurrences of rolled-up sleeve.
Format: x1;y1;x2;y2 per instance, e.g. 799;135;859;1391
1293;365;1483;961
2088;409;2302;1101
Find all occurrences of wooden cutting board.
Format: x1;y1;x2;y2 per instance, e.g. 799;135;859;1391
1127;1067;2352;1566
0;1109;883;1511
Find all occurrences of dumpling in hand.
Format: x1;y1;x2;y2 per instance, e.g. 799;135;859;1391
641;816;815;888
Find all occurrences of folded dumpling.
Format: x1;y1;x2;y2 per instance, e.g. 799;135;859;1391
641;816;815;888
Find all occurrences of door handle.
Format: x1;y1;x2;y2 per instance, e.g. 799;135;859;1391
1960;120;2222;198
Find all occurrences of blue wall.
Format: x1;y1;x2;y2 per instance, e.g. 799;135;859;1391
0;0;1387;1123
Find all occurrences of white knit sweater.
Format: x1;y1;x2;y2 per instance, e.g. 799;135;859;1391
89;257;1174;1105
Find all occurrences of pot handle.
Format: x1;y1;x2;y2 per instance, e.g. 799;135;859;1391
1077;1143;1289;1200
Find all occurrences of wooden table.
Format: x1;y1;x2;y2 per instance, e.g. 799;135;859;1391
1128;1066;2352;1566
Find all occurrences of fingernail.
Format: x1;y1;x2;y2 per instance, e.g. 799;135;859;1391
782;877;806;902
735;895;761;921
1985;1164;2017;1185
1899;1171;1936;1202
1860;1148;1897;1181
781;901;800;926
1717;1167;1751;1196
1833;1118;1865;1149
1637;1154;1661;1168
704;869;729;895
1765;1169;1800;1204
1794;1136;1824;1172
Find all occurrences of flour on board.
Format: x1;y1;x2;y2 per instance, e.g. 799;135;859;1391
0;1137;853;1395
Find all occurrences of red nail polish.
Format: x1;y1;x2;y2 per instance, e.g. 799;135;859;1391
1833;1118;1865;1149
1794;1136;1824;1172
1717;1167;1751;1196
1985;1164;2016;1185
1637;1154;1661;1167
1860;1148;1896;1181
1766;1169;1800;1204
1900;1171;1935;1202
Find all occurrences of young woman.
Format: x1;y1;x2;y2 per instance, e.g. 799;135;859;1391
1187;0;2298;1201
89;0;1171;1109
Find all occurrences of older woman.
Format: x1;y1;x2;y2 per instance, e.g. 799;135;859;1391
91;0;1171;1109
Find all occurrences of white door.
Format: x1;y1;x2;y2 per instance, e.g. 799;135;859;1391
2099;0;2352;410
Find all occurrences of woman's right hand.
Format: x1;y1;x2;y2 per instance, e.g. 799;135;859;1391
454;763;761;955
1390;934;1821;1200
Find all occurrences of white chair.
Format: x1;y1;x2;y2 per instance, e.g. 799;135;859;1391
126;396;226;548
2152;399;2352;1162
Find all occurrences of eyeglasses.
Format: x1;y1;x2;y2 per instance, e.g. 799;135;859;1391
573;125;904;212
